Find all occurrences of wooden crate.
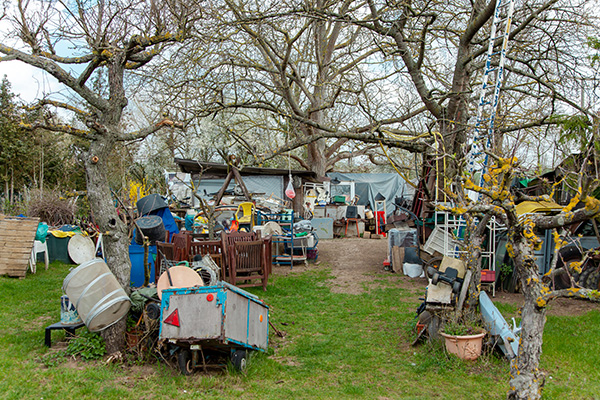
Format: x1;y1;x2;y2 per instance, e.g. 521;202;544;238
0;215;40;278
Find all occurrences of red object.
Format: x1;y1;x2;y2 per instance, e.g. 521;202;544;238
481;269;496;283
164;309;180;327
376;211;386;236
383;259;391;267
206;294;214;302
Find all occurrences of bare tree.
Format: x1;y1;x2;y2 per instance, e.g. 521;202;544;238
449;136;599;399
342;1;598;398
152;0;431;176
0;0;199;352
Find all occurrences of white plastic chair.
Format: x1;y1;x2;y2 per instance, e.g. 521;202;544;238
29;240;49;273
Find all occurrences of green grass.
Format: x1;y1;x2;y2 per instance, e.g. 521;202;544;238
0;262;598;399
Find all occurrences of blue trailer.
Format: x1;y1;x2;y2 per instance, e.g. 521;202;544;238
159;281;269;374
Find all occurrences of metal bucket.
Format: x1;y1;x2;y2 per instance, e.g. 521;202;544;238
62;258;131;332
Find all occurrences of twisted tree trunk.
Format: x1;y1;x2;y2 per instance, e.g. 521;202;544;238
507;231;546;400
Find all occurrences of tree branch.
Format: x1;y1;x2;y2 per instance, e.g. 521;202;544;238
117;118;184;141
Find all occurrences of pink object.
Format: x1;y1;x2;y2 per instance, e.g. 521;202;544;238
440;331;486;360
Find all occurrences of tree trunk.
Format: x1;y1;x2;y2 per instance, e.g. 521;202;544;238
507;234;546;400
85;136;131;354
306;138;328;177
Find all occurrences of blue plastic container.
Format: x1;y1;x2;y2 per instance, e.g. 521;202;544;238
129;244;157;287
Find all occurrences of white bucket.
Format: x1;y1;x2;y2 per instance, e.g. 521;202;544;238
62;258;131;332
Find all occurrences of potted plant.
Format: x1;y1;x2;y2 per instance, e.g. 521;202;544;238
125;314;144;348
440;318;486;360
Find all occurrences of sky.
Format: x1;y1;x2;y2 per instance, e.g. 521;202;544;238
0;60;62;103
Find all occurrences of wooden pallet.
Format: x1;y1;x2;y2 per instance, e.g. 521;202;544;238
0;215;40;278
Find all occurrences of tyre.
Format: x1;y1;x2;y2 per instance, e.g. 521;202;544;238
178;349;193;375
424;258;442;280
584;268;600;290
554;245;586;289
432;273;440;286
577;267;592;288
231;349;248;372
145;302;161;320
452;280;461;294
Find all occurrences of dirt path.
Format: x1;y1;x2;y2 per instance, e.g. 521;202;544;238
273;237;600;316
273;237;427;294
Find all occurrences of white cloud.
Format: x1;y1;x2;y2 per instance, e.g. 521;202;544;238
0;60;62;104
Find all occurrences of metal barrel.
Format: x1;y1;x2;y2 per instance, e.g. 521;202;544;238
62;258;130;332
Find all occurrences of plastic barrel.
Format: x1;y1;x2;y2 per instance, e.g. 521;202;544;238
134;215;166;245
129;244;157;287
62;259;131;332
137;194;168;216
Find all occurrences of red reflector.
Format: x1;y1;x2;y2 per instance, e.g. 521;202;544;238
164;309;180;327
206;294;214;302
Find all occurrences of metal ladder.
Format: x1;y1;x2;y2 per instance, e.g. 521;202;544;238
466;0;516;200
431;0;515;285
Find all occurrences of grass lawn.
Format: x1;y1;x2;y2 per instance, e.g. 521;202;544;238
0;261;598;399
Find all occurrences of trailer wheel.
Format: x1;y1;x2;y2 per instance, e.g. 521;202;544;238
231;350;248;372
178;349;193;375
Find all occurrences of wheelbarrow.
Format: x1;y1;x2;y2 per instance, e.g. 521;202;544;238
159;281;269;374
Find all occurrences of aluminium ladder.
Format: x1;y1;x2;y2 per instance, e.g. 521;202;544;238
431;0;515;289
466;0;516;197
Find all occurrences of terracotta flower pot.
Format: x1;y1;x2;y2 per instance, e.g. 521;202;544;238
126;329;143;348
440;330;486;360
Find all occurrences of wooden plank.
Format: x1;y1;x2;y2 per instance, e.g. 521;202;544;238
0;228;38;235
0;234;37;241
0;224;39;232
0;255;32;263
0;215;39;278
0;240;33;253
0;267;29;274
0;236;32;241
391;246;405;273
0;267;28;277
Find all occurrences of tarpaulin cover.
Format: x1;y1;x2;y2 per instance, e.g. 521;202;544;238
131;205;179;244
326;172;415;216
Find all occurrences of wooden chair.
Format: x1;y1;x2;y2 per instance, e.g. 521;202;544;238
171;231;192;262
155;241;175;284
230;240;268;291
221;231;260;284
189;240;225;281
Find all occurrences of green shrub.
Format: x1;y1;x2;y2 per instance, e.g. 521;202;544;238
66;330;106;361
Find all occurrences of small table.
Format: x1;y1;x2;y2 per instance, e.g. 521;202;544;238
44;321;85;347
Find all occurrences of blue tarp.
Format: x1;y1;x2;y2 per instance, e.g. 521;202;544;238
131;206;179;244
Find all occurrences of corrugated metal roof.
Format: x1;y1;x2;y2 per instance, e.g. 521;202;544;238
174;158;319;181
